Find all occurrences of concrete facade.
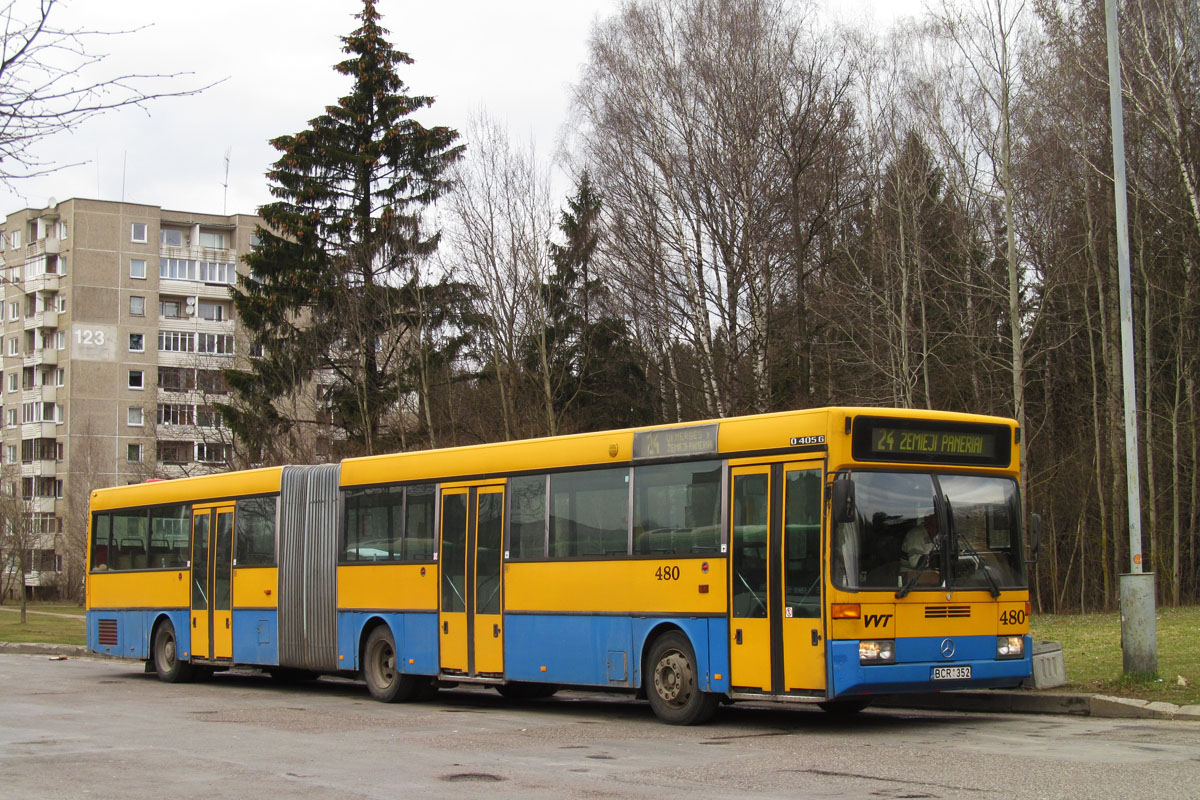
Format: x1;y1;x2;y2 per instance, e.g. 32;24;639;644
0;198;261;597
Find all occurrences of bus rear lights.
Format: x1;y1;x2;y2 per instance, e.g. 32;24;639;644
832;604;861;619
859;640;895;664
997;636;1024;659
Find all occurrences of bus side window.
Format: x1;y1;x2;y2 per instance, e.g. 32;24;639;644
91;513;112;571
236;496;278;566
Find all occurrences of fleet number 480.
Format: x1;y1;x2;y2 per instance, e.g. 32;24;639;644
655;565;680;581
1000;609;1027;625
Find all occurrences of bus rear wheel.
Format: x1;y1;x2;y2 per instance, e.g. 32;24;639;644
645;631;718;725
362;625;419;703
152;620;194;683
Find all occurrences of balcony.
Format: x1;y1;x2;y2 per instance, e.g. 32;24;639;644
22;347;57;367
23;310;58;330
24;274;60;293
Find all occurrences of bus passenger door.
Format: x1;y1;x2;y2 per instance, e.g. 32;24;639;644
730;466;772;691
781;462;825;693
190;509;211;660
472;486;505;676
729;462;826;694
212;508;234;661
190;504;235;662
439;489;469;674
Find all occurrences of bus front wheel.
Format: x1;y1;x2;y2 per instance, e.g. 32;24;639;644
152;620;194;683
362;625;420;703
645;631;718;725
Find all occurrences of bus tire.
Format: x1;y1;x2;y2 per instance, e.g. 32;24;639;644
362;625;417;703
645;631;718;725
152;620;194;683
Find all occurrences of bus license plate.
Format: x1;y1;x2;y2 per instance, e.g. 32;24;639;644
932;666;971;680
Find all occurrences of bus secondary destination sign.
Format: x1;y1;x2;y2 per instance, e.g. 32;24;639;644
633;424;719;460
871;427;996;459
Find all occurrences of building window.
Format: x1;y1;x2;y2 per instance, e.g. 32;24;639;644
195;442;229;464
130;296;145;316
10;230;20;248
7;337;17;356
7;301;16;321
127;407;144;426
54;331;65;350
196;333;233;355
4;445;14;465
128;370;144;390
5;409;15;427
52;368;64;387
198;261;235;285
197;300;227;321
57;222;67;240
6;372;15;393
156;440;192;464
129;333;144;352
54;295;66;313
158;330;194;353
160;228;186;247
130;259;147;279
198;231;227;249
131;223;147;243
157;403;194;426
127;444;142;463
159;297;184;319
160;258;196;281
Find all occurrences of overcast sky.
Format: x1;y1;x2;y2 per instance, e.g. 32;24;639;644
0;0;921;217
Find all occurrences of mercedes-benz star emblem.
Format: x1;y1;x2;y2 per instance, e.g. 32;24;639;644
939;638;956;658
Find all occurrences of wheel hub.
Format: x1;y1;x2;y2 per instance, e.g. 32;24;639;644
655;651;690;705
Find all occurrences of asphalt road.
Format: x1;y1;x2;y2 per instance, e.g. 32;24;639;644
2;653;1198;799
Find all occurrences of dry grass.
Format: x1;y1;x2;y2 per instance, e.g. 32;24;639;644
1032;606;1200;706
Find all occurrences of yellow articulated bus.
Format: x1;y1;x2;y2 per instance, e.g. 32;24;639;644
87;407;1033;724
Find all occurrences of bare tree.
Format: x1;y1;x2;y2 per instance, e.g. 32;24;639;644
0;0;214;185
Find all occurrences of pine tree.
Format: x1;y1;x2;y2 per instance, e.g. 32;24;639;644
223;0;464;460
538;172;655;431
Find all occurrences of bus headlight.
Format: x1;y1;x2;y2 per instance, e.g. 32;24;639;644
997;636;1024;659
859;640;895;664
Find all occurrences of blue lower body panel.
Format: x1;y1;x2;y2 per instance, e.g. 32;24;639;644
336;611;438;675
87;609;188;661
231;610;279;665
502;615;729;693
829;634;1032;697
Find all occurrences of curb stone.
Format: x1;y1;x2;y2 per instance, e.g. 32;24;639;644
2;643;1198;721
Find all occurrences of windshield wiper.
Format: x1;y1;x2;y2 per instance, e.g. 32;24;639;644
946;498;1001;598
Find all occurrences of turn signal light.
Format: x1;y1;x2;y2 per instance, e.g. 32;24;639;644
832;604;861;619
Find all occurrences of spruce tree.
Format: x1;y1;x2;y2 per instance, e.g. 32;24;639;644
224;0;464;460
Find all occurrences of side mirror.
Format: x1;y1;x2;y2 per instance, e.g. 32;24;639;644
831;477;856;524
1029;513;1042;556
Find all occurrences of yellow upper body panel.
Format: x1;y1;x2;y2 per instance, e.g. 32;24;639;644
89;467;284;512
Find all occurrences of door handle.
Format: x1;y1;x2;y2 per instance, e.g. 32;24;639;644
493;623;500;638
735;628;743;645
226;618;231;630
811;629;821;646
192;616;196;628
443;621;449;634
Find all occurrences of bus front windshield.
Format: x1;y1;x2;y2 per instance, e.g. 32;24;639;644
832;471;1026;593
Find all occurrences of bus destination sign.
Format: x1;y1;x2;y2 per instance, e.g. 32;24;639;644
633;424;719;460
871;427;995;459
851;416;1012;466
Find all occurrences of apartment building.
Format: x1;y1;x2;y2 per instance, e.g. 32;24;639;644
0;198;261;599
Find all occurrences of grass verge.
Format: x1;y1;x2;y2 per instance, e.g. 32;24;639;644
0;602;85;646
1031;605;1200;706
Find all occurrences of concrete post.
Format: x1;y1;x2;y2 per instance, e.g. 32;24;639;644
1119;573;1158;675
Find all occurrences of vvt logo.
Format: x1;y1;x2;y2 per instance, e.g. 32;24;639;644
863;613;893;628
